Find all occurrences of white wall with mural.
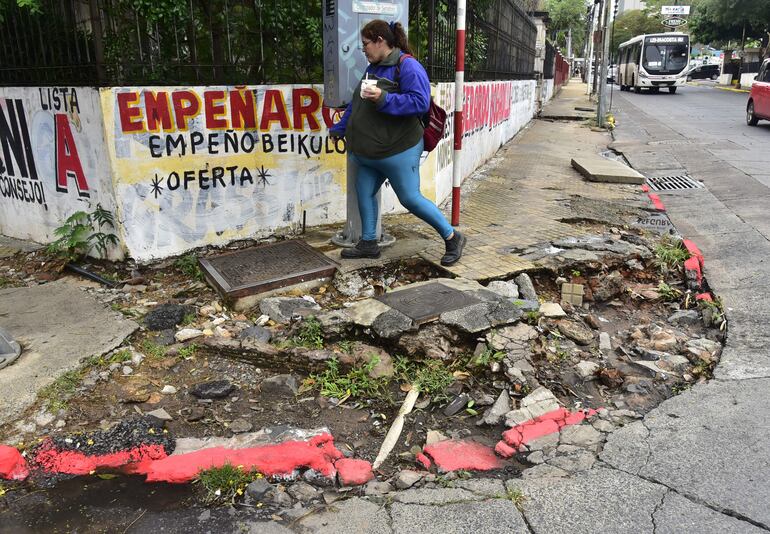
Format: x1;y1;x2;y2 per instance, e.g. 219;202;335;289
1;79;538;262
0;87;118;252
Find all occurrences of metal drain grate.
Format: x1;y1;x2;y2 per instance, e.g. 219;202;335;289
199;240;337;298
376;282;481;325
646;175;703;191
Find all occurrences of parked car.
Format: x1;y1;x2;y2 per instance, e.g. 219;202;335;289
607;64;618;83
747;59;770;126
686;64;720;80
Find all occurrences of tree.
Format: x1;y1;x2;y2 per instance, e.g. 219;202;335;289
611;9;663;51
546;0;587;55
689;0;770;48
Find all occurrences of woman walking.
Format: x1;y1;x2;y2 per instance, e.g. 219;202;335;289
329;19;466;266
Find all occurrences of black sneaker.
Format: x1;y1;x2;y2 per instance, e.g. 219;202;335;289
441;231;466;266
341;239;381;259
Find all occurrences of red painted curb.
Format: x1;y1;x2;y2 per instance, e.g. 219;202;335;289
1;433;377;488
684;256;703;288
422;440;504;472
648;193;666;211
696;292;713;302
682;239;705;268
0;445;28;481
501;407;597;451
335;458;374;486
415;452;432;470
641;184;650;193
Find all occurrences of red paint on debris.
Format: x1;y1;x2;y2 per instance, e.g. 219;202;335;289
423;440;503;472
641;184;650;192
648;193;665;211
0;445;29;481
143;434;344;483
415;452;432;470
335;458;373;486
32;443;167;476
682;239;705;267
494;441;516;459
501;408;597;451
696;292;713;302
684;256;702;286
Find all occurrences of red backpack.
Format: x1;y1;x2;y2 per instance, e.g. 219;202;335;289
396;54;447;152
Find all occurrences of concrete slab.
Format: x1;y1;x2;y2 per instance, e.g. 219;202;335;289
602;379;770;527
390;499;529;534
655;491;767;534
0;235;43;258
0;280;138;425
297;497;391;534
506;466;665;534
571;157;646;185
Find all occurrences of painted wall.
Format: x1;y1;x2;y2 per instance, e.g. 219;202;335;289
2;80;538;262
0;87;118;254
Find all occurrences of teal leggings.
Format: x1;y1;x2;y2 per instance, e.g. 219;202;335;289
349;140;454;241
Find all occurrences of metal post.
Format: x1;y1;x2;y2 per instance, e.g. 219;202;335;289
597;0;612;126
451;0;466;227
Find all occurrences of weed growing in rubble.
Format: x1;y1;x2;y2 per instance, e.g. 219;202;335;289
39;370;81;411
524;311;541;325
196;464;263;504
657;281;683;301
307;357;389;401
471;348;506;368
501;488;526;510
395;357;455;402
337;339;355;354
174;254;204;281
654;237;689;270
178;343;199;359
291;317;324;349
140;339;167;360
85;349;132;368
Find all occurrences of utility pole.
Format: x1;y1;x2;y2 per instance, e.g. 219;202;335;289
591;0;603;95
597;0;612;126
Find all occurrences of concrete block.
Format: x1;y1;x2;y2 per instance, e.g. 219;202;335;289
571;157;645;185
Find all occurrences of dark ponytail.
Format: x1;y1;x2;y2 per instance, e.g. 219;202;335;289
361;19;413;55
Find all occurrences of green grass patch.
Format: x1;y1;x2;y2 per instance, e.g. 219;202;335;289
654;237;690;270
395;357;455;402
657;281;683;302
306;357;389;401
470;347;505;368
195;464;263;504
337;339;355;354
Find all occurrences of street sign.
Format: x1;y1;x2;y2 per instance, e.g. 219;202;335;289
661;5;690;15
662;17;687;28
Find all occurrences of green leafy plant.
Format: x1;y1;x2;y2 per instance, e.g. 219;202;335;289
654;237;690;270
291;316;324;349
46;204;119;261
181;313;197;326
173;254;204;281
195;464;263;504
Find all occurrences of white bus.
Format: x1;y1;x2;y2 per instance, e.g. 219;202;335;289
617;33;690;94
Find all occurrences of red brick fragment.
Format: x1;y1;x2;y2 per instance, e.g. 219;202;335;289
415;452;432;470
0;445;28;481
494;441;516;459
335;458;374;486
423;440;503;472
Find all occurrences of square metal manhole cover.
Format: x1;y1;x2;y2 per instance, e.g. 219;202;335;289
376;282;481;325
199;240;337;298
646;175;704;191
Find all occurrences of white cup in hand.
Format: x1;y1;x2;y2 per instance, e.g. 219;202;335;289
360;78;377;99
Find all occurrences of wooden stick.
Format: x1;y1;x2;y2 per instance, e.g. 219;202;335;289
372;388;420;470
